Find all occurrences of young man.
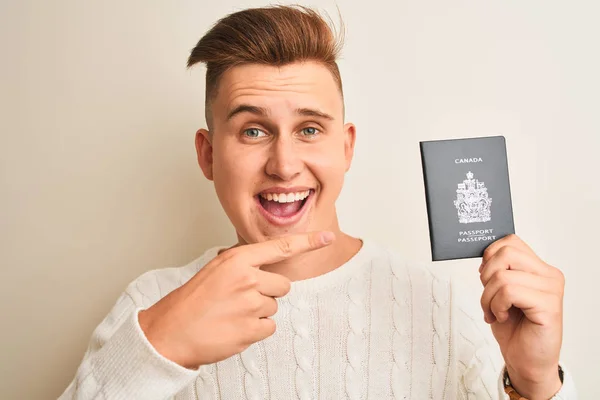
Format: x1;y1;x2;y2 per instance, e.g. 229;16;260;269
60;6;576;400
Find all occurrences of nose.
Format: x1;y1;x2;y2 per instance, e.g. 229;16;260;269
264;135;303;181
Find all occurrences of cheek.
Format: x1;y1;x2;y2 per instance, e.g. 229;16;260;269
304;141;347;191
212;146;244;203
213;143;263;200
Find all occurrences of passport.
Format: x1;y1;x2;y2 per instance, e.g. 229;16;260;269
419;136;515;261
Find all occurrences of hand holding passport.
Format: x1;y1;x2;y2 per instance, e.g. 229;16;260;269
419;137;570;398
420;136;515;261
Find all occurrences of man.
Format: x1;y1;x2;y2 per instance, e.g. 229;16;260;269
59;5;576;399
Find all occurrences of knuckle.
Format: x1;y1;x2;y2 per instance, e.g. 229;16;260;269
480;294;487;309
263;318;277;336
308;233;320;249
245;318;276;342
268;298;279;316
552;268;565;295
228;251;247;266
239;293;260;312
482;245;494;261
495;270;510;287
218;251;246;269
275;238;293;257
499;284;513;299
235;327;254;349
238;270;259;288
247;319;261;336
219;247;240;261
507;233;519;242
546;299;563;320
281;278;292;294
497;245;513;259
247;295;263;312
234;342;250;354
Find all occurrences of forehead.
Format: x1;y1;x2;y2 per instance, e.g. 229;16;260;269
213;61;343;120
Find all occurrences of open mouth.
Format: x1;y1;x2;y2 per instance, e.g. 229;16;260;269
256;189;314;225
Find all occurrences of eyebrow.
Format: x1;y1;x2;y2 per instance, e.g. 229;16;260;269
226;104;334;121
226;105;269;121
295;107;334;120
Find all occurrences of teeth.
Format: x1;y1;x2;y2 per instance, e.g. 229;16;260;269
260;190;311;203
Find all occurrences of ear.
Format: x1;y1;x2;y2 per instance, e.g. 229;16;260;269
195;128;214;181
343;122;357;172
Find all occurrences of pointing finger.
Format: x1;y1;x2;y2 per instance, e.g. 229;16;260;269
234;231;335;268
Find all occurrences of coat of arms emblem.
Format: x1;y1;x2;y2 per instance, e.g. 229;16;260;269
454;171;492;223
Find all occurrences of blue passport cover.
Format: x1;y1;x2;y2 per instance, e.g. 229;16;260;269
420;136;515;261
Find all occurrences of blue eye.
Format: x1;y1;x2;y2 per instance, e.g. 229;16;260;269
243;128;266;138
302;127;319;136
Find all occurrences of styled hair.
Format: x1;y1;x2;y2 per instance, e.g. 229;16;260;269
186;5;345;128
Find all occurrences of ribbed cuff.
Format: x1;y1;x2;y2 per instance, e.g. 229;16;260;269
91;308;203;400
498;363;578;399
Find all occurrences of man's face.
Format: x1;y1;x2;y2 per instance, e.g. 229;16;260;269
196;61;355;244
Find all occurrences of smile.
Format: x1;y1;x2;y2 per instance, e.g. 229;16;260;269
255;188;314;226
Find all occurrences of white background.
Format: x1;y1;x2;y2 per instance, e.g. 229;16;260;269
1;0;598;398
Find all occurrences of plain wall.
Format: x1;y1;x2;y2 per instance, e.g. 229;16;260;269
1;0;598;398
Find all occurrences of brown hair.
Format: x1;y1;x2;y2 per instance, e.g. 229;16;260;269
186;5;345;128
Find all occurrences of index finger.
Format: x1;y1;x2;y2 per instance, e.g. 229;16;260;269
479;245;552;286
239;231;335;267
482;234;537;266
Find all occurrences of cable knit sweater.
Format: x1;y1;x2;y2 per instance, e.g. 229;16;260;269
59;240;577;399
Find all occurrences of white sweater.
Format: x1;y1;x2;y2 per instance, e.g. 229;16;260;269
59;240;577;399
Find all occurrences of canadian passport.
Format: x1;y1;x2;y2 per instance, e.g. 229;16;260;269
420;136;515;261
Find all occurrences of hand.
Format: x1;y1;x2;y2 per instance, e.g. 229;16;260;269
479;234;564;399
138;231;335;370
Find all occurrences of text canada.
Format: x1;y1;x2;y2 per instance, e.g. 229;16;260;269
455;157;483;164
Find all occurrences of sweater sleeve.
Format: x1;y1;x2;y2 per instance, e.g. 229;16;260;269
453;278;578;399
57;282;203;400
